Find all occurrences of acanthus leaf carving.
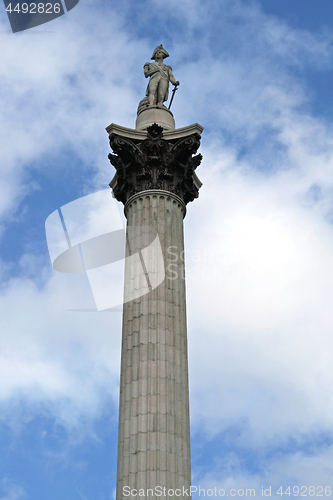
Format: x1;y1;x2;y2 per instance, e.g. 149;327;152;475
108;127;202;205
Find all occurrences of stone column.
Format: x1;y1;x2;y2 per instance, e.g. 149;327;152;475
107;122;203;500
117;190;189;499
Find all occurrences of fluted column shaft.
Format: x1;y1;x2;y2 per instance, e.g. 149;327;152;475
116;190;191;500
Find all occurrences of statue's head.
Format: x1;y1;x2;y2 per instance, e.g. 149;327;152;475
151;44;169;60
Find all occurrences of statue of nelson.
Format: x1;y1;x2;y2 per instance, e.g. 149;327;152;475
143;45;179;108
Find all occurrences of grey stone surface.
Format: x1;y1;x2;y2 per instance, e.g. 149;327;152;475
135;106;175;131
106;123;203;141
116;191;191;500
108;115;203;499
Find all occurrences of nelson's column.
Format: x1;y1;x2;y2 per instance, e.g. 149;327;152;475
107;45;203;499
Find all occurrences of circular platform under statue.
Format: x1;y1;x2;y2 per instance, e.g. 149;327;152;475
135;104;175;131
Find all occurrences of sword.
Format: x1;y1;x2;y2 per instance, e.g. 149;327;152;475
168;85;179;110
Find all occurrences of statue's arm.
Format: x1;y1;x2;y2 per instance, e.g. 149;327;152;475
144;63;159;78
168;66;179;86
143;63;150;78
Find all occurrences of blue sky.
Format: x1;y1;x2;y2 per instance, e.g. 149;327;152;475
1;0;333;498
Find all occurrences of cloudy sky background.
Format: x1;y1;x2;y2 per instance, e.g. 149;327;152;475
1;0;333;498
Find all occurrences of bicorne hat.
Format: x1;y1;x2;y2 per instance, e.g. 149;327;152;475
151;44;169;60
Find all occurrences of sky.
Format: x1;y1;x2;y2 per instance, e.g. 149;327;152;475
1;0;333;498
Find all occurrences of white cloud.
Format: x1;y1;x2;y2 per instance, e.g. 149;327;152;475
185;139;333;442
0;267;121;431
193;447;333;497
